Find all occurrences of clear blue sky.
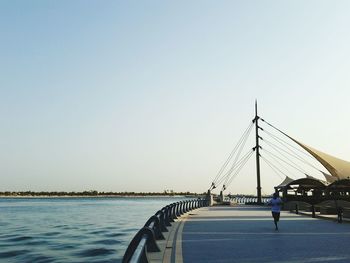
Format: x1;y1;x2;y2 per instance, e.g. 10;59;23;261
1;1;350;194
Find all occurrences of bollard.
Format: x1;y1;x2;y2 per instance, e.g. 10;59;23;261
295;204;298;214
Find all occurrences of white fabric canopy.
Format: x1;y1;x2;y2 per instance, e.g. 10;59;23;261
321;172;338;183
291;139;350;180
276;176;294;187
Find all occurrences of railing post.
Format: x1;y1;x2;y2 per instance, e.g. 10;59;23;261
185;200;190;212
176;202;180;216
168;205;175;222
175;202;180;216
311;205;315;218
162;207;172;226
144;215;165;240
155;210;168;232
337;207;343;223
181;201;186;214
171;203;177;220
122;227;160;263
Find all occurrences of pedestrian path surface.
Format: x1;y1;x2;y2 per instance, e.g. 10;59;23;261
178;205;350;263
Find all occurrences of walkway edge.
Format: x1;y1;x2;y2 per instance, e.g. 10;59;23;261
148;214;188;263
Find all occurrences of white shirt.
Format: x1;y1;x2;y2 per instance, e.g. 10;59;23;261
269;197;282;212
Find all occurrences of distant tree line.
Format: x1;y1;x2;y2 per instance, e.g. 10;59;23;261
0;190;203;197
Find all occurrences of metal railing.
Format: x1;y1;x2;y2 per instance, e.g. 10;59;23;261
286;200;349;223
230;196;270;204
122;198;208;263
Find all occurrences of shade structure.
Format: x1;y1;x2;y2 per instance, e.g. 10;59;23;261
267;123;350;180
292;140;350;180
322;172;338;183
284;178;327;192
276;176;294;188
272;127;350;180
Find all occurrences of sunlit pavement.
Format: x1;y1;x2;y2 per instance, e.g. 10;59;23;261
180;206;350;263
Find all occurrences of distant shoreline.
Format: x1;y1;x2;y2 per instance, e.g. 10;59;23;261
0;195;199;199
0;191;203;198
0;192;264;198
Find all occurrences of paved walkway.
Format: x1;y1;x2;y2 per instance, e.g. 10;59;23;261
176;206;350;263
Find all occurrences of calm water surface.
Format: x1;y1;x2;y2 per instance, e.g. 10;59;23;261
0;197;187;262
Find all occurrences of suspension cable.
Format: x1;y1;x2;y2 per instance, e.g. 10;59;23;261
225;149;254;187
262;147;308;176
262;137;323;173
226;150;254;189
261;156;283;180
260;118;311;157
261;139;315;175
219;125;254;187
261;128;311;159
260;150;296;179
212;121;253;184
216;149;254;187
261;156;290;180
211;121;253;189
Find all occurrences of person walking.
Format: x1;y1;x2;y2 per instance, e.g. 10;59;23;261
268;192;282;230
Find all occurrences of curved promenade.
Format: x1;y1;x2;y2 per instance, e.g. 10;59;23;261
153;205;350;263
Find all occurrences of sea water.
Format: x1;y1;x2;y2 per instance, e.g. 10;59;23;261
0;197;186;262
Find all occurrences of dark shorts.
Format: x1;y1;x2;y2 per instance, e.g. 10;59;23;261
272;212;280;221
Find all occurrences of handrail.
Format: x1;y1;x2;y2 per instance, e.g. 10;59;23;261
144;215;165;240
286;200;348;222
123;227;160;263
122;198;207;263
